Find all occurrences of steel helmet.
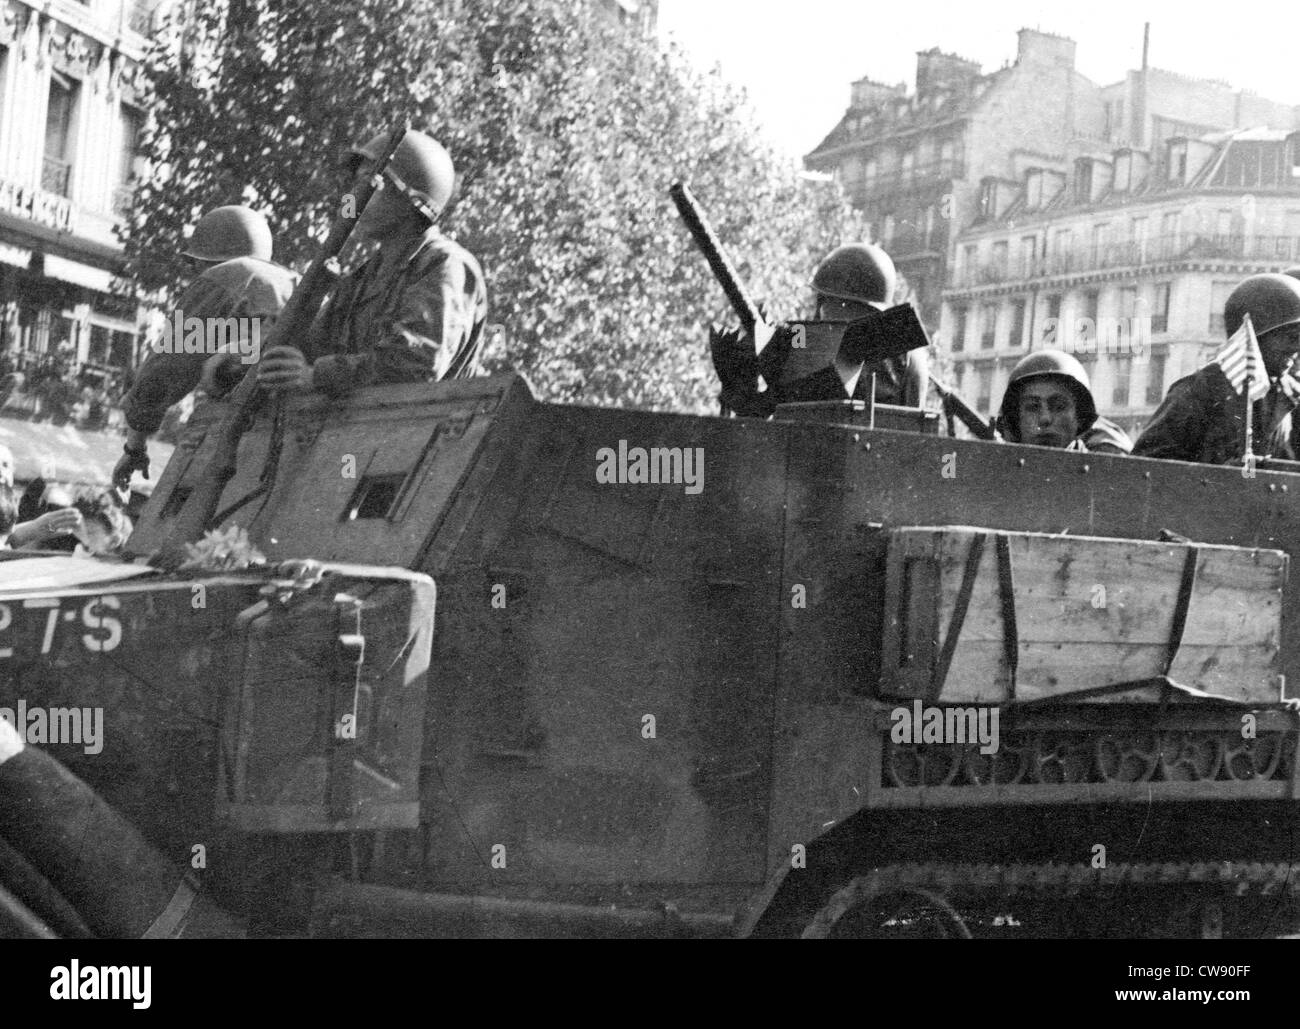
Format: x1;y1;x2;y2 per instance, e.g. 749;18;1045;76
996;348;1098;442
1224;274;1300;339
1284;266;1300;281
182;206;273;262
349;128;455;223
811;243;897;307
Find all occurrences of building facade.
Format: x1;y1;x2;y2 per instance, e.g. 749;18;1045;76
943;129;1300;436
593;0;657;36
806;28;1299;339
0;0;155;386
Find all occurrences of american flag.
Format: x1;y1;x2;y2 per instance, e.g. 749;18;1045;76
1214;313;1270;401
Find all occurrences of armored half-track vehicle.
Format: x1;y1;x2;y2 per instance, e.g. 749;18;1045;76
1;373;1298;938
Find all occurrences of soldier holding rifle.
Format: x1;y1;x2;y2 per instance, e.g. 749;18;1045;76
256;129;487;396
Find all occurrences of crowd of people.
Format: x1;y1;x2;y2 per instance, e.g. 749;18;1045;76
0;442;134;557
0;351;128;432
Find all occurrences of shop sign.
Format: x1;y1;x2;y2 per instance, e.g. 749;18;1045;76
0;180;77;234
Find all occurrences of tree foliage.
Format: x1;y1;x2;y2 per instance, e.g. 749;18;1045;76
126;0;865;412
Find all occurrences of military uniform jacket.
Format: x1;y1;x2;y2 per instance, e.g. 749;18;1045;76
306;227;487;396
123;258;297;434
1133;363;1296;464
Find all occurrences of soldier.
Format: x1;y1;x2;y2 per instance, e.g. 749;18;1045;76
254;129;488;397
710;242;927;417
811;243;927;408
112;206;297;489
994;349;1132;452
1133;274;1300;464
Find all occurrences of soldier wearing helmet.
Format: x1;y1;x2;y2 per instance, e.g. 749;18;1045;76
710;242;927;415
994;349;1131;453
1134;273;1300;464
182;205;274;264
113;207;298;490
811;243;928;407
256;128;487;397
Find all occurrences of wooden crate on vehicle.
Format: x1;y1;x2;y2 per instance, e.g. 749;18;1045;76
879;526;1287;704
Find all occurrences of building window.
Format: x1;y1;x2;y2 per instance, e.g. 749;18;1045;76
992;240;1008;277
1210;280;1235;335
980;303;997;349
44;73;79;198
1119;286;1138;320
1091;223;1110;266
963;243;977;279
1151;282;1170;334
1019;236;1040;276
1075;161;1093;203
1112;355;1133;407
1043;294;1062;343
1084;290;1100;325
115;105;142;216
1009;300;1026;348
1053;228;1073;272
1146;349;1167;405
1131;216;1148;262
951;306;967;352
976;365;993;414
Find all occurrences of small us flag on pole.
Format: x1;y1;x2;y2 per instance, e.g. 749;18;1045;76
1214;312;1269;401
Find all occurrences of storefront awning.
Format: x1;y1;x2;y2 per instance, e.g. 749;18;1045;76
0;241;30;269
43;254;115;293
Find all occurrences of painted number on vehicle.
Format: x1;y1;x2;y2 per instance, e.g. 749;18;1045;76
0;595;123;657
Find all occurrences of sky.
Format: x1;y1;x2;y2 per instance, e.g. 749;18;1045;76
657;1;1300;159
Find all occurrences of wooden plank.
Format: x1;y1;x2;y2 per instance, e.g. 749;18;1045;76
881;527;1287;704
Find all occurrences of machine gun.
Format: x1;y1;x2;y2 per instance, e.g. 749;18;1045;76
671;182;929;413
669;182;774;353
928;374;997;440
154;121;409;564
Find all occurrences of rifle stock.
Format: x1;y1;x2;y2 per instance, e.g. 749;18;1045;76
929;374;996;440
155;120;410;560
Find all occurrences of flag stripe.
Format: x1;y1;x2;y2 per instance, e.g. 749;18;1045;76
1214;321;1270;400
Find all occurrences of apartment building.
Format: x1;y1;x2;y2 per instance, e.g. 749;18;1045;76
943;128;1300;436
0;0;157;381
805;27;1298;336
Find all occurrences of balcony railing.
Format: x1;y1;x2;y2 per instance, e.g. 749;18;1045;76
849;159;967;199
41;156;71;198
953;233;1300;288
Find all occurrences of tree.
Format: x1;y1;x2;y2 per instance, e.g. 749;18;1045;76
125;0;866;413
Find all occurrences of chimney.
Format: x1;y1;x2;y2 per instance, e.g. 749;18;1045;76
1016;28;1076;69
1132;22;1150;147
851;76;906;110
915;48;981;98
